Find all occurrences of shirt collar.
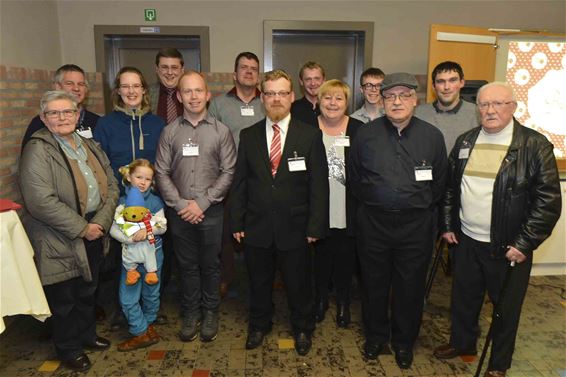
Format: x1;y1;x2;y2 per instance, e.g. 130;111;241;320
181;112;214;128
159;83;176;95
228;86;262;102
433;99;463;114
266;113;291;135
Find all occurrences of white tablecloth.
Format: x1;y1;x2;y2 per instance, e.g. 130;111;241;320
0;210;51;333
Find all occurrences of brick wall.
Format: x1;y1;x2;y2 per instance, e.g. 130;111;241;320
0;66;104;205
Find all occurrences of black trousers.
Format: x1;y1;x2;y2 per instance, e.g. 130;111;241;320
43;238;103;361
357;205;433;349
314;228;355;303
450;233;532;371
167;204;223;318
244;242;315;335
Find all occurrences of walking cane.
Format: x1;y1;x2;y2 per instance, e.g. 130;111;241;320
424;239;446;303
474;260;516;377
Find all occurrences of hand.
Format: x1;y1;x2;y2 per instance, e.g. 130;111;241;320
307;236;318;244
506;246;527;264
132;229;147;242
442;232;458;245
84;223;104;241
233;232;245;243
178;200;205;224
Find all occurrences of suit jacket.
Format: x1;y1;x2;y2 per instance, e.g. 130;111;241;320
230;117;329;250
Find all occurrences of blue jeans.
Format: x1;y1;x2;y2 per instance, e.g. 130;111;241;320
119;246;163;336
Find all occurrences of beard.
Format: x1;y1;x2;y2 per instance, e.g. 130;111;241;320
265;105;289;123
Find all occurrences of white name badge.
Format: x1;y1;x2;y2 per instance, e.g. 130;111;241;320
414;166;433;181
76;128;93;138
334;136;350;147
459;148;470;159
288;157;307;172
241;106;255;116
182;144;199;156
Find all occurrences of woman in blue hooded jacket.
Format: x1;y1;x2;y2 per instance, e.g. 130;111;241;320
94;67;165;193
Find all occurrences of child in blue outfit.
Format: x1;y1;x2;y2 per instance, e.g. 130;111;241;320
110;159;166;351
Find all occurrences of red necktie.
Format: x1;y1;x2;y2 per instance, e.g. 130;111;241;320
166;88;178;124
269;124;281;176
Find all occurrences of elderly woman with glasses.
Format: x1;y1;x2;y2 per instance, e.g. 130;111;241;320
313;79;363;328
19;90;119;372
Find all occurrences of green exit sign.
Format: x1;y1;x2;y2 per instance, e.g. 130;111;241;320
144;9;157;22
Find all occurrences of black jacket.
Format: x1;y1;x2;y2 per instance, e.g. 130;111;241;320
442;120;561;258
230;117;329;250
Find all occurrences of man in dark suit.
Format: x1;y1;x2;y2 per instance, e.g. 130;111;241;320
230;69;329;356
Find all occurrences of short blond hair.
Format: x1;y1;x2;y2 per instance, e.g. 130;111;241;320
261;69;293;92
317;79;351;103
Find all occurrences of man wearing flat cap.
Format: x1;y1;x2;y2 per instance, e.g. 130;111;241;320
349;73;448;369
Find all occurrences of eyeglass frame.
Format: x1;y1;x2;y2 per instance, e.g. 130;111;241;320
43;109;79;119
263;91;292;98
382;92;414;103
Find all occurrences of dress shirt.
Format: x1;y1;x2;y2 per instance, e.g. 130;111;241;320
349;116;448;210
291;96;320;127
265;113;291;153
155;113;237;212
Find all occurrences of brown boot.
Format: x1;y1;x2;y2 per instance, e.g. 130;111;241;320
117;331;158;352
126;270;141;285
147;324;160;342
145;272;159;285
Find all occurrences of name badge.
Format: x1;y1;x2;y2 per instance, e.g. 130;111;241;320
76;128;93;138
288;152;307;171
240;105;255;117
459;148;470;159
414;166;433;181
182;140;199;156
334;135;350;147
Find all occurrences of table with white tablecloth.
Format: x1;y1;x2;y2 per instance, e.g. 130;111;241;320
0;210;51;333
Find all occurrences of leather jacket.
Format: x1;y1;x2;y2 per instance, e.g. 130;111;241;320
442;120;561;258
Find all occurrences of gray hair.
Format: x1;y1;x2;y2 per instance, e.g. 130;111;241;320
53;64;89;88
476;81;517;103
40;90;78;113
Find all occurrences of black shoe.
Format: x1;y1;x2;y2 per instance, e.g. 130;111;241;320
364;342;384;360
245;329;268;350
294;332;312;356
62;353;91;372
394;348;413;369
83;336;111;351
314;297;328;323
336;302;351;328
109;311;127;332
154;314;169;325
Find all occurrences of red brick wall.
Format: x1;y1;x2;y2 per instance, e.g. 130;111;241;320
0;66;104;205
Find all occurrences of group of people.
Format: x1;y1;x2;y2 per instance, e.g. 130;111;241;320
17;48;561;377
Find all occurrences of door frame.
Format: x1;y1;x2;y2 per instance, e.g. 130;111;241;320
263;20;374;109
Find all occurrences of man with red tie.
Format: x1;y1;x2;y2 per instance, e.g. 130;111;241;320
149;48;184;124
230;69;329;356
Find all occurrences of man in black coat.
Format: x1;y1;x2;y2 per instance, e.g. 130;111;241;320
230;69;329;356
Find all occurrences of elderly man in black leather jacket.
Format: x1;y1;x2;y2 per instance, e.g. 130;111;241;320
433;82;561;377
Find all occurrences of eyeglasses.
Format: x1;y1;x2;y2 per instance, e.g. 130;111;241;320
382;92;414;103
119;84;143;90
158;65;182;73
44;109;78;119
263;91;291;98
361;83;381;91
477;101;515;111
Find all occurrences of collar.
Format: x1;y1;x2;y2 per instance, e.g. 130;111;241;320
228;86;262;103
266;113;291;134
159;83;177;95
182;112;215;128
433;99;463;114
384;116;415;136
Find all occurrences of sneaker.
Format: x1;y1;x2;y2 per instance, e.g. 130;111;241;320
126;270;141;285
145;272;159;285
200;310;219;342
179;315;201;342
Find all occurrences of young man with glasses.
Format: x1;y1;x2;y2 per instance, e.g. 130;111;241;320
230;70;329;356
349;73;448;369
22;64;99;149
149;48;184;124
351;67;385;123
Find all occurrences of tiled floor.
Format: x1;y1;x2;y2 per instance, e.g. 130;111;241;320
1;254;565;377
